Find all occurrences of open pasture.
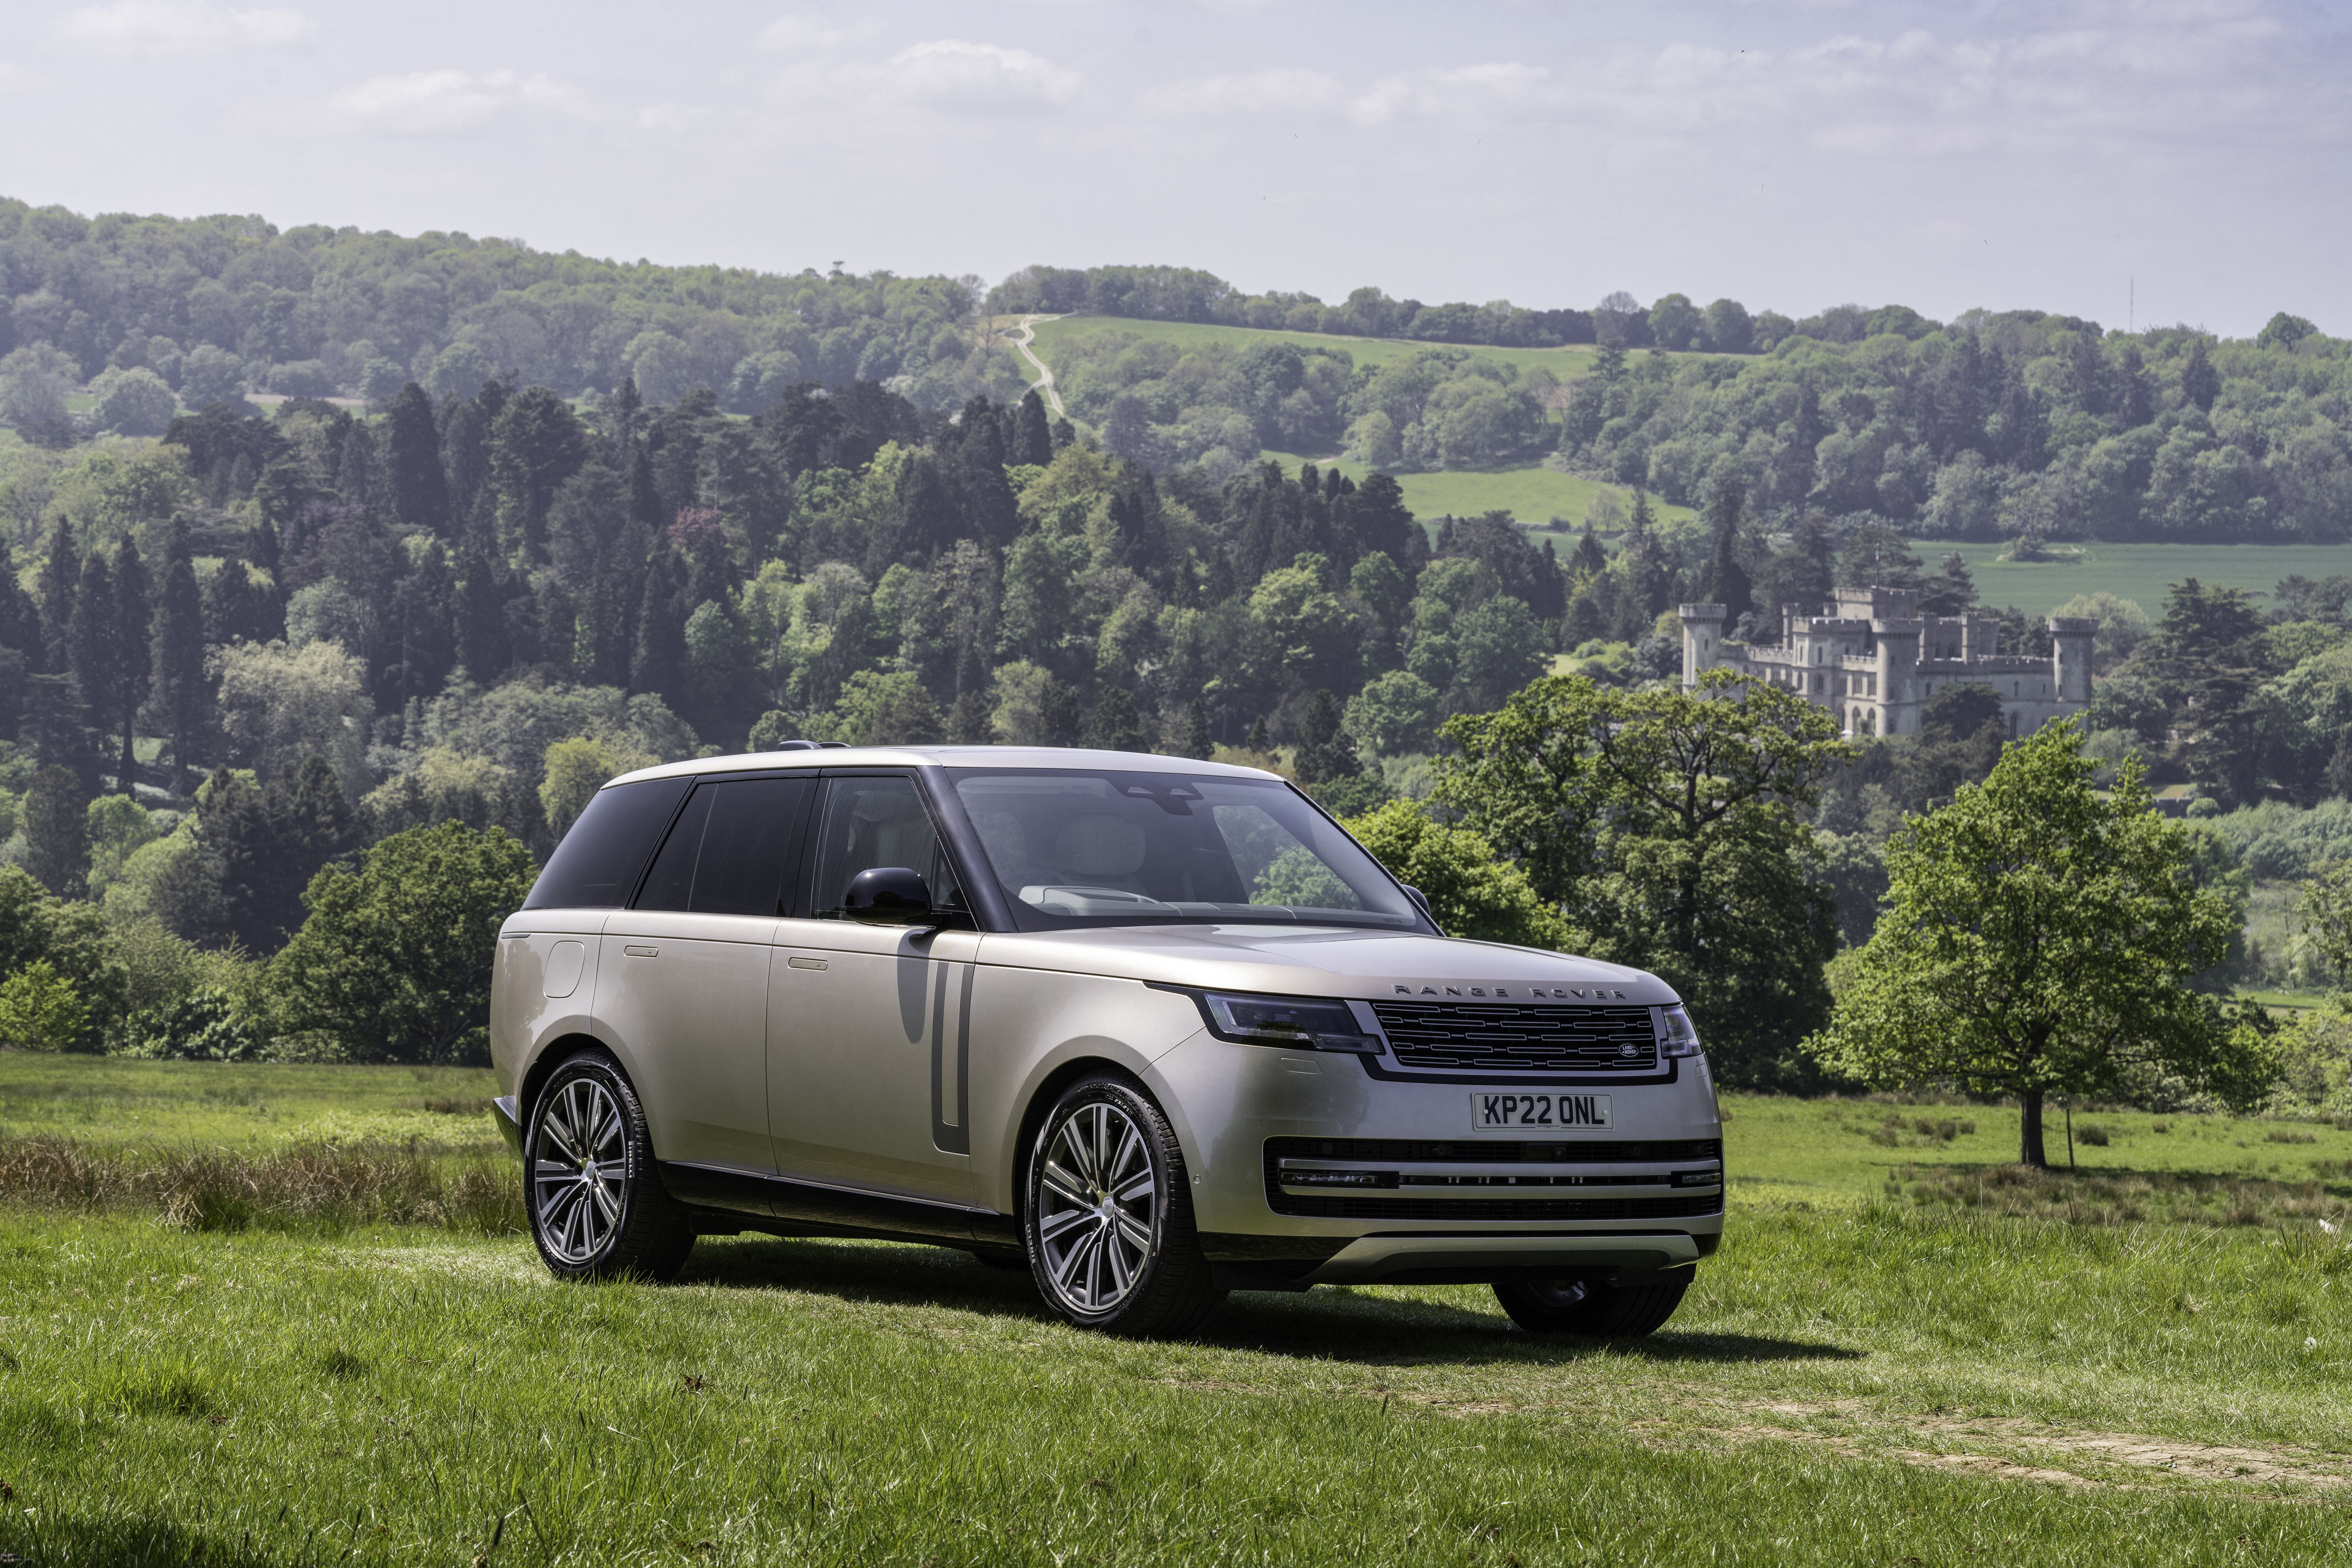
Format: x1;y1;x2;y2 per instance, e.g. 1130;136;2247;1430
1019;314;1612;383
1917;541;2352;618
2;1057;2351;1566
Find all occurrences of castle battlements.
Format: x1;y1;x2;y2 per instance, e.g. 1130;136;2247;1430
1679;587;2094;739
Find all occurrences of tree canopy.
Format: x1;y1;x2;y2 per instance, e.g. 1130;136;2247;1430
1806;720;2273;1164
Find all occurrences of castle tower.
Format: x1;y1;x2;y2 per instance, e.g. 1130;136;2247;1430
2050;616;2097;709
1871;616;1923;736
1678;603;1728;688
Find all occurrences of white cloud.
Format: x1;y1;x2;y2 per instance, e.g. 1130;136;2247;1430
332;69;585;134
1147;67;1343;117
757;15;848;54
886;40;1079;113
54;0;313;55
1351;62;1557;125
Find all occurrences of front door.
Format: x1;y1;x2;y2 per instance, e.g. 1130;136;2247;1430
596;774;810;1175
767;773;981;1205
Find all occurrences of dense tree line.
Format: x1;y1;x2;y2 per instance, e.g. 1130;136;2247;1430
1567;311;2350;544
987;270;1842;355
0;197;1020;427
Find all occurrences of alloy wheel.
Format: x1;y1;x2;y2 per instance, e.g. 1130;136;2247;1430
1035;1100;1159;1315
533;1077;628;1265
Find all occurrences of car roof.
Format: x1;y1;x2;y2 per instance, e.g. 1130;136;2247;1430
605;745;1285;788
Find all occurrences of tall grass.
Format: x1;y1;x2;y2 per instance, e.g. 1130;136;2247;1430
0;1135;522;1234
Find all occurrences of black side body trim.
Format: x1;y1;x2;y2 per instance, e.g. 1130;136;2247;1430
659;1162;1019;1248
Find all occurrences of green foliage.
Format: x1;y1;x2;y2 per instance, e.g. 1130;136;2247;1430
21;764;89;897
537;736;631;842
267;822;537;1064
0;957;89;1051
1808;721;2272;1165
122;984;263;1061
1436;670;1851;1087
1342;799;1576;949
0;196;1004;415
88;367;177;437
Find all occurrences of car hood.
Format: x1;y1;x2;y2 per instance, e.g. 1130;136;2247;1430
972;924;1678;1006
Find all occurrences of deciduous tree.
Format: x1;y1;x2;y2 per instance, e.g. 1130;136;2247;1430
1807;721;2270;1165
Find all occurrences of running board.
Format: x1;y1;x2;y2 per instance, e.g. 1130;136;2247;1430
658;1161;1020;1250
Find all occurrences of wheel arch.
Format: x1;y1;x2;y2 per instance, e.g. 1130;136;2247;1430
517;1030;613;1131
1006;1054;1160;1220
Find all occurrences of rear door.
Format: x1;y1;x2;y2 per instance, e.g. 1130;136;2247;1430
596;774;812;1175
766;772;982;1204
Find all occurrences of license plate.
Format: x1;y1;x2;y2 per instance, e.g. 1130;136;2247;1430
1472;1092;1612;1130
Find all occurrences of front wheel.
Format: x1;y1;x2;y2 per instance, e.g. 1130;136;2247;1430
1025;1075;1224;1337
525;1051;694;1282
1493;1267;1692;1338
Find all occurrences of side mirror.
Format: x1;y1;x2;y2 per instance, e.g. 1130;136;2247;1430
1401;884;1443;935
844;866;934;925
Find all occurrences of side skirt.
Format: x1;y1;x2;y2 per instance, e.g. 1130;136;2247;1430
658;1162;1020;1250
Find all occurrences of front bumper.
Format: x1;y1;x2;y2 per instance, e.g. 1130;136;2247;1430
1151;1035;1724;1280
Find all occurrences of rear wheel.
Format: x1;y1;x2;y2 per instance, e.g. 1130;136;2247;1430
525;1051;694;1282
1493;1268;1692;1338
1025;1075;1223;1337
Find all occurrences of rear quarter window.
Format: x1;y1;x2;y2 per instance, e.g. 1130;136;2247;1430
524;777;692;910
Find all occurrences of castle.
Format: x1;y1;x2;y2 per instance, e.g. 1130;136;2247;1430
1677;587;2096;739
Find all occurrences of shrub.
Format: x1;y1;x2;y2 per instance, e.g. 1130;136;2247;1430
266;821;537;1064
0;959;90;1051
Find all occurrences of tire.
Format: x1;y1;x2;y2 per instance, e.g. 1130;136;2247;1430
1493;1267;1692;1338
524;1050;694;1282
1024;1074;1224;1337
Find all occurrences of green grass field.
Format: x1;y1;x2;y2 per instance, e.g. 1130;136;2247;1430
1259;449;1697;531
4;1054;2351;1565
1020;314;1616;383
1921;541;2352;617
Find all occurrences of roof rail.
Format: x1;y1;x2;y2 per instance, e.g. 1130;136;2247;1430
770;739;823;751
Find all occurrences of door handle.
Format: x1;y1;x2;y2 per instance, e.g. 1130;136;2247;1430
786;955;828;971
624;945;658;958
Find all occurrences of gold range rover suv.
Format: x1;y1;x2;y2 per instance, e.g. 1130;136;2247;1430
489;745;1723;1337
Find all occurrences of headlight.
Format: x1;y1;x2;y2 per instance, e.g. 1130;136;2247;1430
1659;1004;1702;1058
1196;991;1385;1055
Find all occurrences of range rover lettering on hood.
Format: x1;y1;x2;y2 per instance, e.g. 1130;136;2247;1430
1393;984;1631;1000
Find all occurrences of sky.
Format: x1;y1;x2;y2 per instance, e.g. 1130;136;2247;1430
2;0;2348;338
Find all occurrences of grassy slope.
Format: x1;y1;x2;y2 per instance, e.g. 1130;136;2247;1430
1927;540;2352;618
1022;314;1608;381
4;1058;2352;1564
1013;315;1702;528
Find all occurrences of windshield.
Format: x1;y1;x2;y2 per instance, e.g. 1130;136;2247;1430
946;769;1422;931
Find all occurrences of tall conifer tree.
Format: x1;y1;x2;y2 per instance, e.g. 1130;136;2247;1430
149;521;207;792
384;382;451;537
109;538;151;796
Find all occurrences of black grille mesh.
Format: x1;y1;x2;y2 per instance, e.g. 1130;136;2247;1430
1370;1001;1660;1072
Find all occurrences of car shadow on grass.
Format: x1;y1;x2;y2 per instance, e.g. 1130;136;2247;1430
679;1236;1859;1365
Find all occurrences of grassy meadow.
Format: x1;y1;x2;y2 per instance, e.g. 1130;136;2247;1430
1928;541;2352;618
1018;314;1616;384
3;1054;2352;1566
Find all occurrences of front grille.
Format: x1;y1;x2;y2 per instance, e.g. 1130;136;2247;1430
1269;1137;1721;1165
1370;1001;1659;1072
1270;1192;1725;1222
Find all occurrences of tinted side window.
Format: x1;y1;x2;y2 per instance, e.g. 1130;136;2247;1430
808;776;966;917
694;777;810;915
633;785;713;912
523;777;692;910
